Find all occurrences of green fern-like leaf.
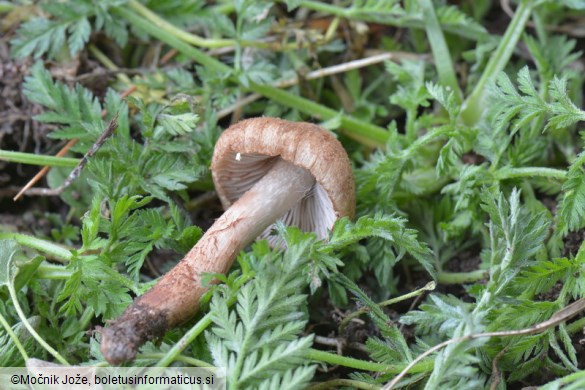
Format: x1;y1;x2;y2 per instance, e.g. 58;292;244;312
524;35;581;79
321;215;435;279
490;66;585;134
253;366;316;390
426;82;460;120
206;231;317;388
336;273;412;363
22;62;106;147
11;18;71;59
435;5;488;40
401;294;477;337
386;60;430;113
11;0;128;59
402;294;487;390
0;320;39;367
491;67;546;133
355;151;403;208
480;187;549;281
547;76;585;130
515;257;572;296
557;151;585;233
56;254;134;319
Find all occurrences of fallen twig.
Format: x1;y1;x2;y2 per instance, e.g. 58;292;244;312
13;138;78;201
13;84;136;200
14;117;118;197
218;51;428;119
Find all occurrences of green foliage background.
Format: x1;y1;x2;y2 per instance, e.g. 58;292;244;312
2;0;585;388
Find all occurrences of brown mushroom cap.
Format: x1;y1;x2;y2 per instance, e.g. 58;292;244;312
211;117;355;242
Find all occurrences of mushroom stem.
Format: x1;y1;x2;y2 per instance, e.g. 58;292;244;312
100;158;315;364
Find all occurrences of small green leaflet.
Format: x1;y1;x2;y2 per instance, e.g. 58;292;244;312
0;240;43;292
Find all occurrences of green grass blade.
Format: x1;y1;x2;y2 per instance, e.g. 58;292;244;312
460;0;534;125
419;0;462;103
0;150;79;168
116;3;389;148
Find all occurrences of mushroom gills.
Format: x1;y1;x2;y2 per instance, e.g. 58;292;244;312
216;156;317;249
217;153;336;245
261;183;336;247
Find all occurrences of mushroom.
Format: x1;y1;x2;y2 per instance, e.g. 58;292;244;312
100;117;355;364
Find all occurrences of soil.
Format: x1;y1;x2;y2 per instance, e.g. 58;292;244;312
562;229;585;258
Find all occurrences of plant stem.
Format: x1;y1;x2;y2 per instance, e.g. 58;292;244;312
157;270;254;367
418;0;462;103
555;370;585;386
531;10;548;45
0;150;79;168
8;282;69;365
78;307;95;334
460;0;533;125
128;0;233;48
156;313;213;367
0;233;72;262
297;0;348;16
156;276;400;372
251;84;389;147
140;353;212;367
35;262;72;279
305;349;434;374
87;45;132;85
380;282;436;306
402;126;453;158
308;379;381;390
0;312;29;362
214;1;235;15
118;7;226;74
296;1;487;41
565;316;585;335
128;0;302;51
114;5;389;148
405;107;417;143
305;349;387;371
339;281;436;333
437;270;488;284
283;52;426;90
494;167;566;181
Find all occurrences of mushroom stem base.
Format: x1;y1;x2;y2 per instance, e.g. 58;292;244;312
100;158;315;364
